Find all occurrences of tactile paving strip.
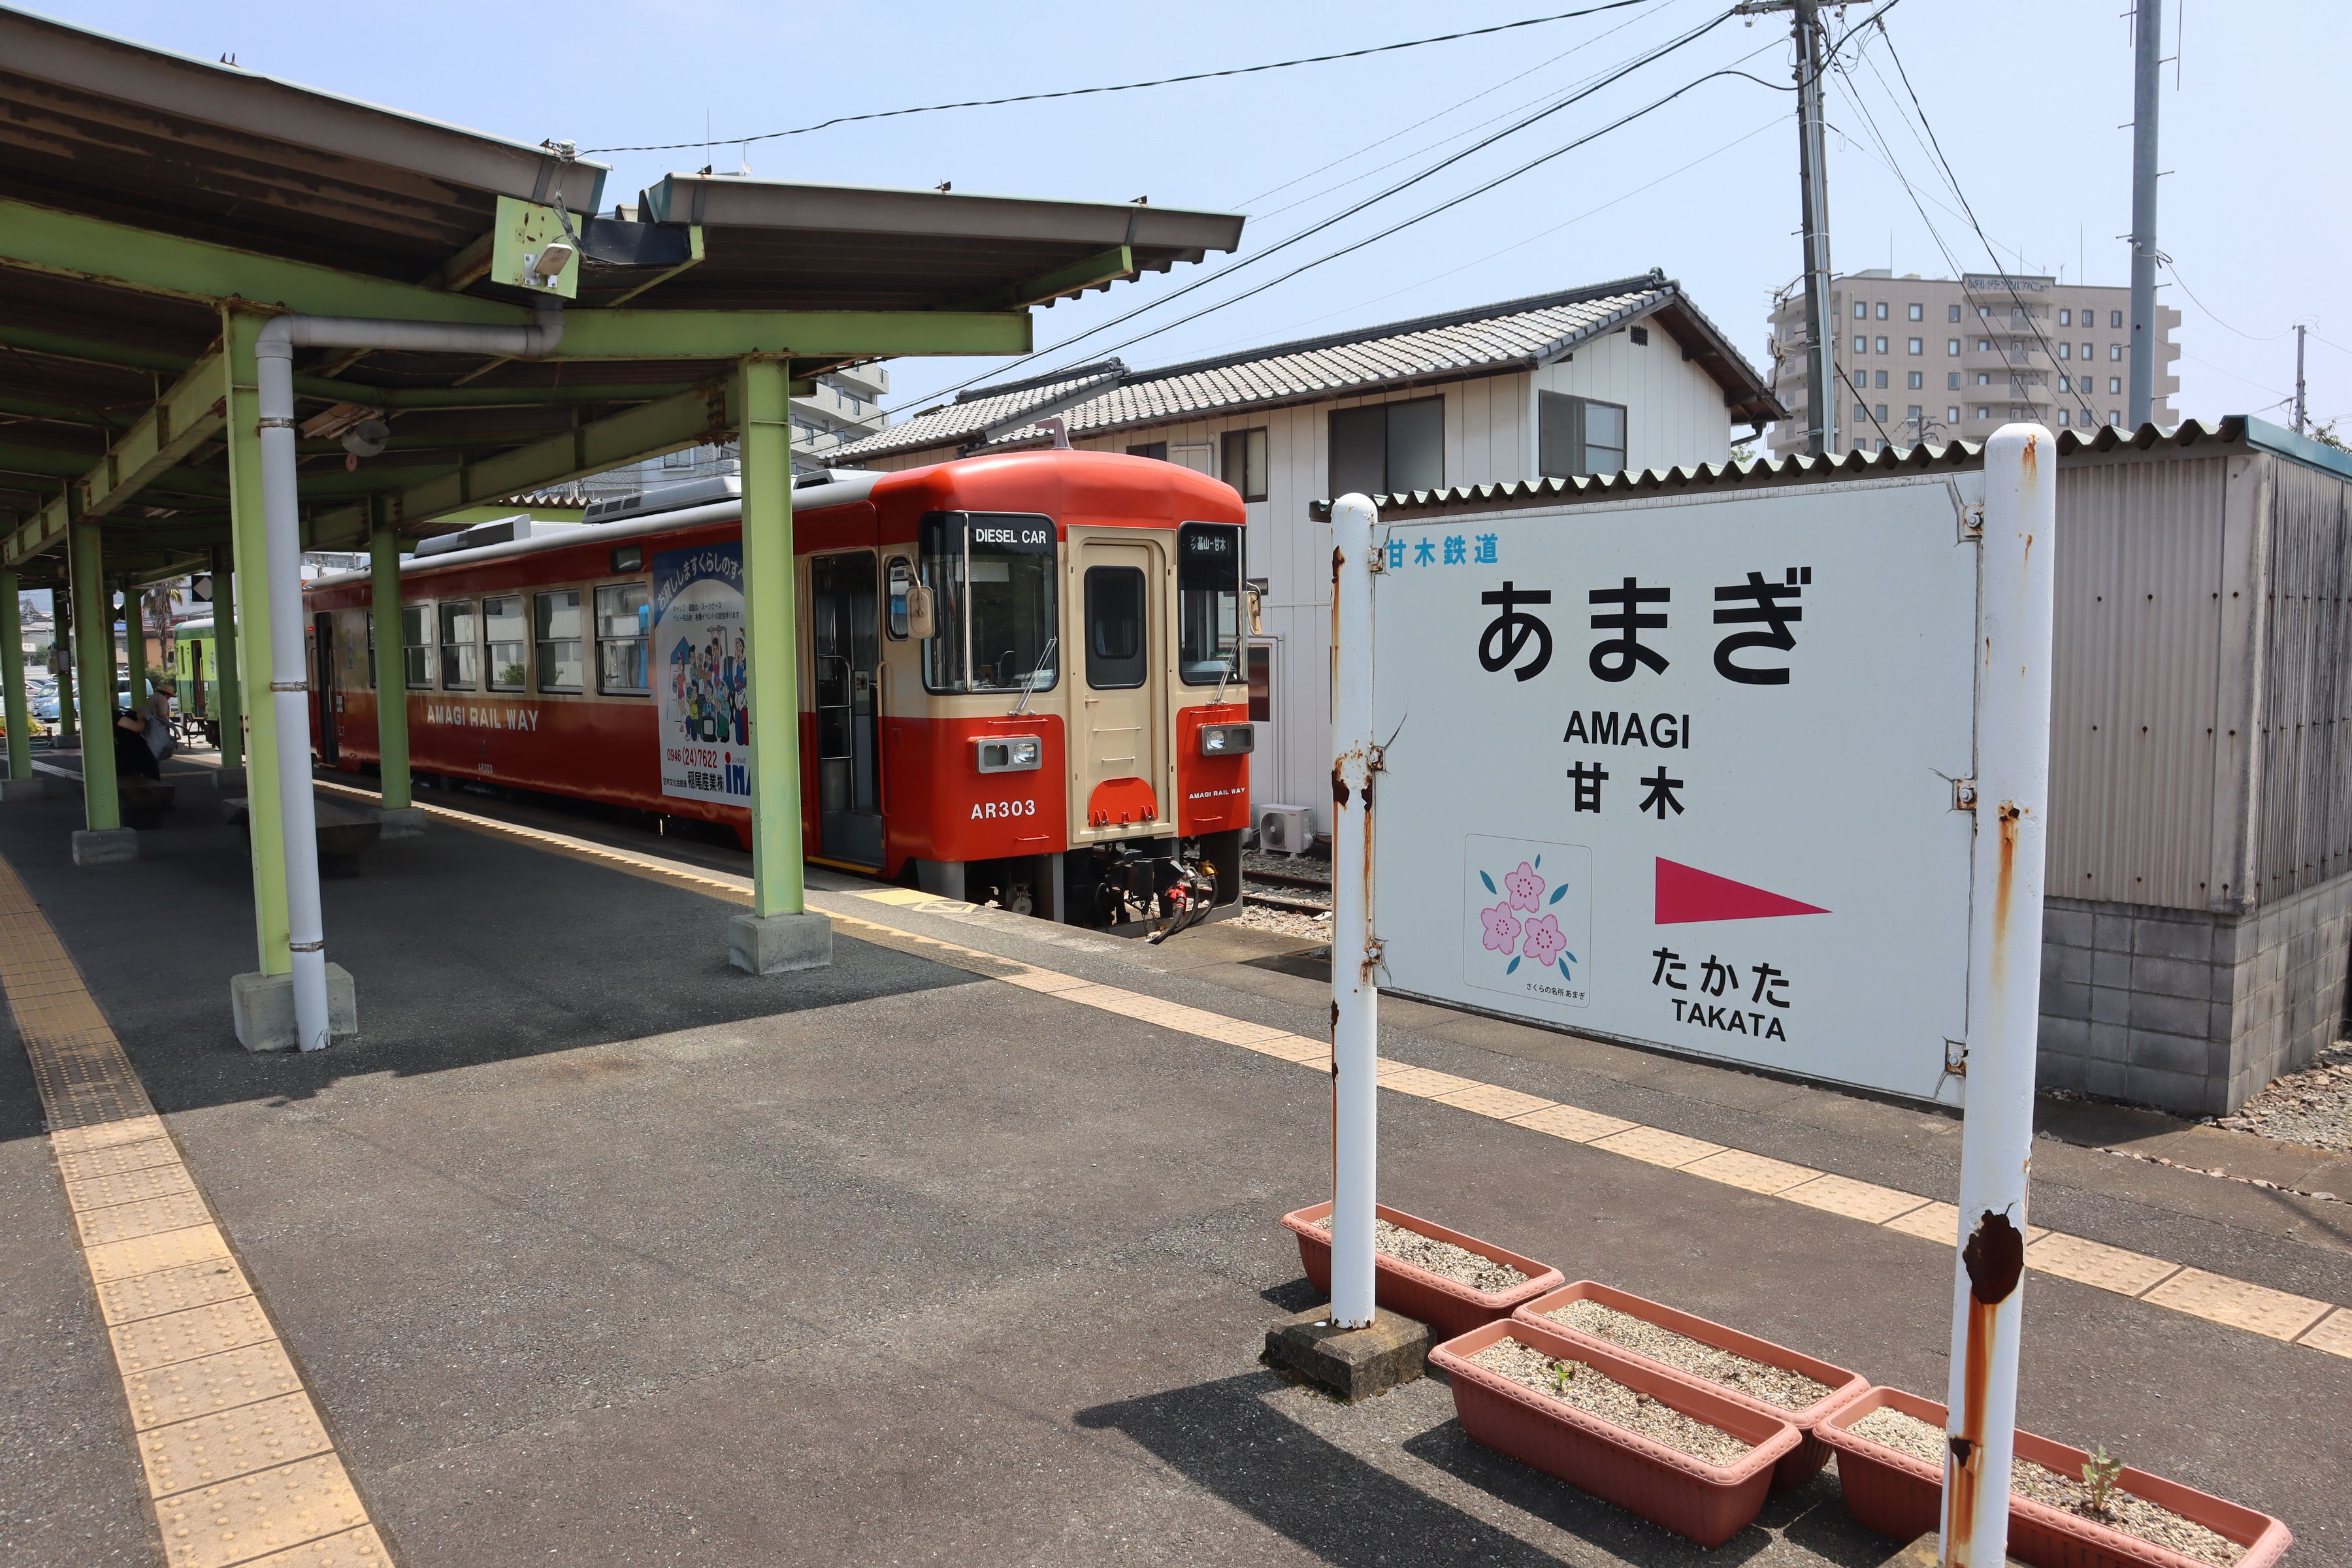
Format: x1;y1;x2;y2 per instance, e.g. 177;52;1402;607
0;851;386;1568
335;778;2352;1359
2141;1267;2332;1341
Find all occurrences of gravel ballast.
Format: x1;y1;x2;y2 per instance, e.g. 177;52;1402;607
1848;1406;2246;1567
2215;1040;2352;1155
1471;1337;1754;1465
1541;1298;1833;1411
1313;1215;1529;1291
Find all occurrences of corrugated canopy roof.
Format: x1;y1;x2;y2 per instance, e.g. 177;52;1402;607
830;273;1784;463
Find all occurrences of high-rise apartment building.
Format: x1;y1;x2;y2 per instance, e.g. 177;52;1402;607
1763;269;2180;458
578;364;892;502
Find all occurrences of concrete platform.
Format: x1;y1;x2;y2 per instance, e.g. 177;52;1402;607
0;776;2344;1568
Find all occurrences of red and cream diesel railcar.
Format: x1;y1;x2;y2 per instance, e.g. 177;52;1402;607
303;448;1254;932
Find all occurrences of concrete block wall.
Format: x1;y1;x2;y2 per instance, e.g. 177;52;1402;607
2038;874;2352;1116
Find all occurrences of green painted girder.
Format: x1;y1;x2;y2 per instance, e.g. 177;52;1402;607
1;199;1032;361
983;244;1136;310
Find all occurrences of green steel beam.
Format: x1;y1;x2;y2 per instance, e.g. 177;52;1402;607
67;519;120;832
0;570;27;784
739;357;804;920
2;351;228;569
223;308;289;975
555;309;1030;361
210;544;244;773
601;225;705;308
369;515;412;813
984;244;1135;310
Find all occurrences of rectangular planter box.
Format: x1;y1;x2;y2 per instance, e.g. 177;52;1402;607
1432;1316;1801;1548
1512;1280;1868;1490
1818;1386;2293;1568
1282;1200;1563;1340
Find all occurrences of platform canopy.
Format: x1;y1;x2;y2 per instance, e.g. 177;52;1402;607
0;4;1245;585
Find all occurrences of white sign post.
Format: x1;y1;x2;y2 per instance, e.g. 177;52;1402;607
1328;493;1381;1331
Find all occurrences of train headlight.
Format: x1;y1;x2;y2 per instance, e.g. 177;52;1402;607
975;735;1043;773
1198;723;1255;757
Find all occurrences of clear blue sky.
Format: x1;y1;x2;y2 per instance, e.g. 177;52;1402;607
32;0;2352;436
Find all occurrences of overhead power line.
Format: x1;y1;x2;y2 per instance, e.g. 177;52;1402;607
581;0;1657;155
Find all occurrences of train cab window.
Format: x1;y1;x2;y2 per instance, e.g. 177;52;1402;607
1085;566;1149;689
1177;523;1243;683
484;595;526;691
534;590;583;693
438;601;477;690
919;512;1058;694
402;605;432;689
595;582;650;693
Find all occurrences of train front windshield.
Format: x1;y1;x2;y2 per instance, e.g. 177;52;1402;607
921;512;1058;694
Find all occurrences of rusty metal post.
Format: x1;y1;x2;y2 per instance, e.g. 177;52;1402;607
1940;423;2056;1568
1329;492;1380;1330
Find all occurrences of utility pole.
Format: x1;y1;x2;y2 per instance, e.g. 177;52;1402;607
2127;0;2161;429
2294;325;2308;434
1740;0;1836;455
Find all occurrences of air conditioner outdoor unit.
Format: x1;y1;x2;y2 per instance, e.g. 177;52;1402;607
1257;804;1313;857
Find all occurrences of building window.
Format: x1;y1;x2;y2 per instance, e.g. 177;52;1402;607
1908;302;1923;321
2060;309;2072;326
1854;402;1869;426
1948;304;1962;322
1948;406;1961;423
437;601;476;691
1979;305;1991;318
2110;376;2122;395
1948;371;1961;389
2057;342;2071;359
1874;402;1887;421
1874;302;1888;319
2111;310;2124;328
1977;372;1992;386
1907;338;1922;355
1874;370;1887;389
2110;344;2123;361
1220;427;1269;502
1127;441;1168;461
595;582;649;694
2058;410;2071;427
1874;336;1887;353
1247;644;1271;725
1854;300;1867;319
1907;404;1923;421
534;589;583;693
1330;396;1445;496
1948;338;1960;355
2058;375;2070;393
1975;406;1989;419
1976;338;1991;351
483;595;526;691
1854;335;1867;355
402;604;431;689
2082;342;2093;360
1908;371;1923;389
1535;393;1627;480
2111;409;2122;424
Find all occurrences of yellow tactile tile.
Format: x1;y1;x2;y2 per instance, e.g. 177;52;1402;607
75;1190;216;1247
111;1296;278;1373
53;1133;182;1184
1432;1082;1556;1120
1375;1060;1482;1098
1591;1125;1725;1168
1780;1173;1931;1224
2025;1232;2181;1298
2298;1309;2352;1359
1507;1103;1638;1143
97;1259;257;1328
858;887;941;906
123;1340;305;1431
2141;1267;2332;1341
61;1159;200;1212
52;1113;171;1154
1230;1032;1326;1064
84;1223;235;1286
150;1453;370;1568
996;966;1095;994
137;1391;335;1497
1184;1015;1296;1047
1885;1201;2052;1248
1684;1148;1822;1196
236;1524;391;1567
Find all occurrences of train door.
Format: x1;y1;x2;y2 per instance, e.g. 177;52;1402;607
811;551;883;866
311;612;339;766
1072;534;1167;835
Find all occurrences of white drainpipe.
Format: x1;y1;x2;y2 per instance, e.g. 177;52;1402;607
254;306;563;1051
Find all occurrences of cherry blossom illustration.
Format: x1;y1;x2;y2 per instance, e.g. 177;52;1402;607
1476;854;1578;977
1479;902;1522;954
1523;914;1569;971
1504;860;1545;911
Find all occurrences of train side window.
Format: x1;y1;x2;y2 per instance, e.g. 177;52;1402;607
1177;523;1242;684
919;512;1057;694
595;582;650;693
1085;566;1148;690
438;601;477;691
534;590;583;693
402;604;432;689
484;595;526;691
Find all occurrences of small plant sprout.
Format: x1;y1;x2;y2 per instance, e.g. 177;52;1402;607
1549;1360;1583;1394
2082;1445;2125;1514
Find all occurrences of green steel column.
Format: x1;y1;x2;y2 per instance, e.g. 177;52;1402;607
223;307;290;975
56;597;75;745
0;572;27;782
368;517;412;811
68;522;120;832
210;544;244;770
739;356;805;918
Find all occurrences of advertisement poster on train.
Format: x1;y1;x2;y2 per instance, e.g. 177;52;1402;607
1367;476;1985;1103
650;542;751;806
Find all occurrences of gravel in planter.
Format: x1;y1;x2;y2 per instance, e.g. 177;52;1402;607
1314;1215;1529;1290
1471;1337;1754;1466
1542;1299;1833;1411
1848;1406;2245;1567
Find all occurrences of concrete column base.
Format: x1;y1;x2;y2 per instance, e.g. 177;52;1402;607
373;806;427;840
728;910;834;975
71;827;138;865
231;964;359;1052
0;776;40;802
1263;1306;1429;1401
212;766;246;793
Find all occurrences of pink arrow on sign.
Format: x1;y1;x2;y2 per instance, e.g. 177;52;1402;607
1654;858;1830;924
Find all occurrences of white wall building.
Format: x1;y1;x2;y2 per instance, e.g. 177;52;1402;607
831;274;1780;833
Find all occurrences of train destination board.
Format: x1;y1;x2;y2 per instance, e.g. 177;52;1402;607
1369;474;1985;1102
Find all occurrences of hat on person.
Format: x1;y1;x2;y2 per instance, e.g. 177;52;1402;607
151;678;176;693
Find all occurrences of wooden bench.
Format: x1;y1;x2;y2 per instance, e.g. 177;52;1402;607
223;795;382;875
